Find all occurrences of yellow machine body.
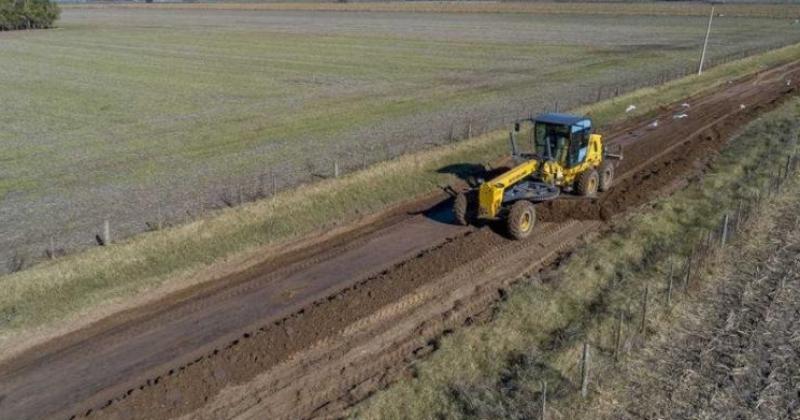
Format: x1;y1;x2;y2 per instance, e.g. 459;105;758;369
478;132;604;219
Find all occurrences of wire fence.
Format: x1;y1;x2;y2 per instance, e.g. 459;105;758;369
538;145;800;415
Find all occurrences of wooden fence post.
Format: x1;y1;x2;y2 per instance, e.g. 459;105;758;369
640;286;649;333
580;342;590;398
271;169;277;196
785;155;791;180
667;261;674;307
334;160;340;178
103;220;111;246
614;311;623;361
541;380;547;420
49;237;56;260
721;213;729;246
683;252;692;292
735;200;742;233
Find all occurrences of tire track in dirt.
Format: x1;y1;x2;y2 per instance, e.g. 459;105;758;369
1;61;798;420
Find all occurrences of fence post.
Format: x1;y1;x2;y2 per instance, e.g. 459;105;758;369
640;286;649;333
735;200;742;233
580;342;590;398
334;160;340;178
270;169;277;196
721;213;729;246
540;380;547;420
49;237;56;260
467;121;473;139
614;311;623;361
667;261;674;307
684;252;692;292
785;155;791;180
103;220;111;246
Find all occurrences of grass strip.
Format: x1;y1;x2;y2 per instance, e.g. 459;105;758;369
1;43;799;345
352;93;800;419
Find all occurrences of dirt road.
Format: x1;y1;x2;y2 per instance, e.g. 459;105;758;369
0;61;798;420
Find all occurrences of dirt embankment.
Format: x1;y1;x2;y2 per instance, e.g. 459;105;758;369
0;61;798;420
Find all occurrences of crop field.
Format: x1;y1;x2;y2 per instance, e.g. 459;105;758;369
2;5;800;271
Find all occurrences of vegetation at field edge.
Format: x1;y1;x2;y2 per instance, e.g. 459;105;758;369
0;0;59;30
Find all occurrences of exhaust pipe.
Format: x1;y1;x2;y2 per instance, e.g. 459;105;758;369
509;131;519;157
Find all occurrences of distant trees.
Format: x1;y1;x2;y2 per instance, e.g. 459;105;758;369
0;0;60;31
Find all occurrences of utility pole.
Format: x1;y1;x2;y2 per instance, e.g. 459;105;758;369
698;6;715;75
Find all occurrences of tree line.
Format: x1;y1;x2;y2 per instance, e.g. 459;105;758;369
0;0;60;31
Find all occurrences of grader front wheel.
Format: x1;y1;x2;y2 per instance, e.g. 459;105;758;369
507;200;536;240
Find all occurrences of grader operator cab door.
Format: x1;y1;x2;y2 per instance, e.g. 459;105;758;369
532;114;593;168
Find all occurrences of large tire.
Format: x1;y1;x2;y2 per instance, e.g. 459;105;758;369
507;200;536;240
599;162;614;192
576;168;599;197
453;192;470;226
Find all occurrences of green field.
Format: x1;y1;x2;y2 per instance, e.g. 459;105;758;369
3;5;800;272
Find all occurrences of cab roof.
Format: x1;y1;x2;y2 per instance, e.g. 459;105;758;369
535;113;591;127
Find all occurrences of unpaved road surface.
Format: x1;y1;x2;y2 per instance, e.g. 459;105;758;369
0;61;798;420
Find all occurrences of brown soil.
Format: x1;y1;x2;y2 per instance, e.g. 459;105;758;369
0;61;798;420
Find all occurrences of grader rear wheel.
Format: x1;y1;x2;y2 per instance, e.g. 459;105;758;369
599;162;614;192
576;168;599;197
507;200;536;240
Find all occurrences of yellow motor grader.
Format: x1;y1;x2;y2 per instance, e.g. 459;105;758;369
453;113;621;239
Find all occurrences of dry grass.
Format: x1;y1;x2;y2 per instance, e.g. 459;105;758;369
586;178;800;420
68;2;800;18
1;43;799;361
352;96;800;419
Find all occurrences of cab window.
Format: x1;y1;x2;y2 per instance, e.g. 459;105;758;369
534;123;570;164
567;128;590;167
